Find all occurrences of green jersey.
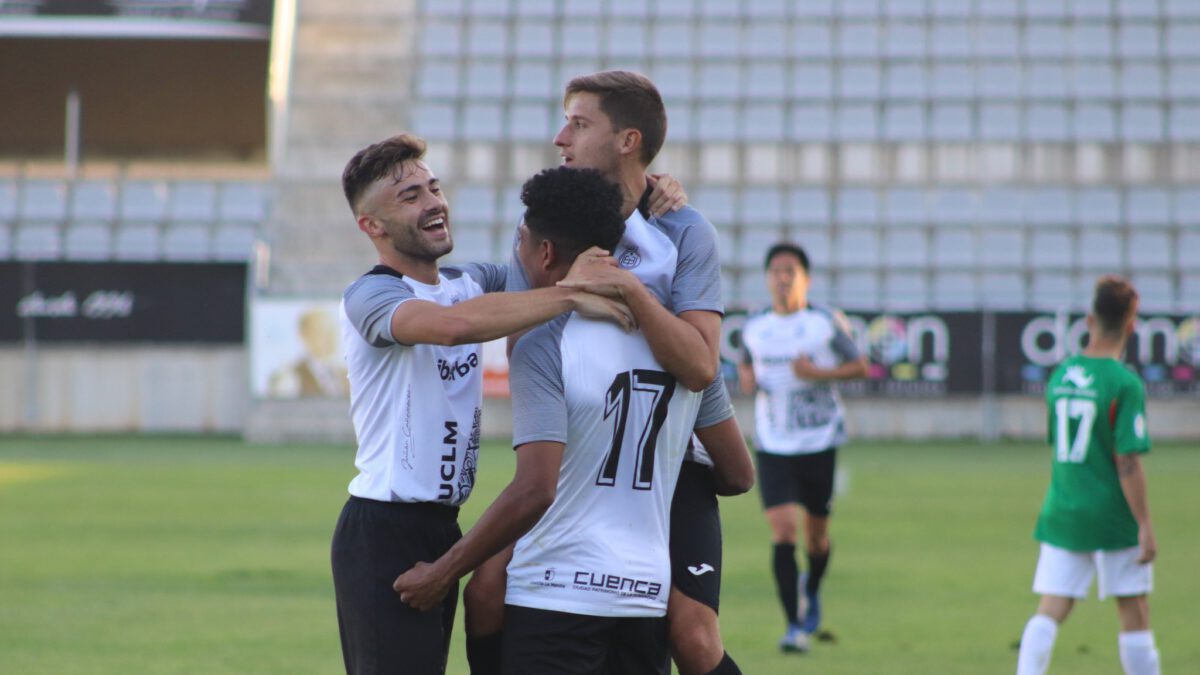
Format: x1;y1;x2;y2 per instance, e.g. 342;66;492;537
1035;355;1151;551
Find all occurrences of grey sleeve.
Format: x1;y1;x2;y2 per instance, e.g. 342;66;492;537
830;315;861;361
504;228;532;293
509;325;568;447
451;262;509;293
342;275;417;347
695;374;735;429
665;208;723;315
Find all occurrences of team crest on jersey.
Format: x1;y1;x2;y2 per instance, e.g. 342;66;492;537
1063;365;1094;389
618;246;641;269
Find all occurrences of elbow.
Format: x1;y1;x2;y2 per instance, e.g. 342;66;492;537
434;316;477;346
680;363;719;393
522;481;557;517
715;468;755;497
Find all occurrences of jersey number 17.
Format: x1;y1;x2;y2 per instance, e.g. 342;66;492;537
1055;397;1096;464
598;369;676;491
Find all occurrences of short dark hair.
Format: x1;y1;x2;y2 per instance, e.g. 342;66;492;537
520;167;625;263
564;70;667;166
764;242;810;272
1092;275;1138;335
341;134;427;213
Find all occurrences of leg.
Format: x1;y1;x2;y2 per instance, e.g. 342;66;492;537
1115;596;1158;675
1020;543;1094;675
1017;596;1073;675
765;502;802;626
796;448;837;633
667;462;741;675
463;544;514;675
331;498;462;675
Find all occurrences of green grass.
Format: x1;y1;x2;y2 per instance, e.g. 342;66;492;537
1;435;1197;674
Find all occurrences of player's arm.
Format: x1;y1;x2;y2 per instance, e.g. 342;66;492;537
1116;452;1156;564
392;441;564;611
558;249;719;392
792;355;869;381
645;173;687;216
695;417;755;496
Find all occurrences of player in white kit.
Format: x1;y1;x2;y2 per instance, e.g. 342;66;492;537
738;242;868;653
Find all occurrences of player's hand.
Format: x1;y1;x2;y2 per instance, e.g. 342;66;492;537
559;246;632;299
646;173;687;217
791;356;824;380
571;292;637;332
393;561;452;612
1137;525;1157;564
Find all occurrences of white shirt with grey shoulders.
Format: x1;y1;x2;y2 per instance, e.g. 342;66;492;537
339;263;506;506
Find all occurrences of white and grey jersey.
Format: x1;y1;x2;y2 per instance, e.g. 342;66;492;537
505;313;707;618
740;305;861;455
684;375;735;467
339;263;506;506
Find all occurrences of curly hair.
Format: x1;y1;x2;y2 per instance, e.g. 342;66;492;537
1092;275;1139;335
341;134;427;213
520;167;625;263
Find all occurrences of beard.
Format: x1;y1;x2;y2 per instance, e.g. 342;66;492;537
386;219;453;262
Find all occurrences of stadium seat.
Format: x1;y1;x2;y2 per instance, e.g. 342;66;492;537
1076;188;1121;227
979;104;1022;140
1120;23;1161;59
697;104;739;141
930;64;973;100
978;188;1024;227
738;229;784;268
1025;23;1068;59
978;66;1023;100
976;22;1019;58
744;24;787;58
412;103;458;140
746;63;786;101
113;224;160;261
884;105;927;141
563;0;603;17
1028;230;1074;269
0;179;15;222
693;188;736;226
978;0;1020;18
886;64;927;100
838;0;876;19
1129;273;1174;312
979;230;1025;268
1074;105;1116;141
651;24;693;58
884;188;926;227
885;24;926;59
742;105;787;141
465;63;506;99
1027;104;1070;142
932;271;979;309
1076;230;1123;269
561;22;601;58
788;189;831;227
839;22;880;59
14;222;60;260
883;229;927;268
1167;0;1200;17
212;224;256;261
930;189;975;227
1180;274;1200;312
932;228;977;268
1025;0;1067;19
1168;64;1200;99
605;21;647;58
509;103;552;141
836;105;879;141
794;65;834;101
1127;232;1172;269
834;271;880;311
835;229;881;268
461;104;504;140
451;185;498;225
1169;105;1200;140
63;222;112;261
930;104;973;140
791;23;832;58
699;22;739;59
218;183;266;224
20;180;67;221
417;62;459;99
837;188;880;226
790;105;833;141
746;0;789;18
735;272;772;310
1121;105;1165;142
1166;23;1200;58
886;0;926;18
1030;272;1080;311
511;61;555;100
119;181;168;222
786;228;831;265
931;21;971;59
979;273;1026;310
513;22;554;58
1025;188;1072;227
1121;64;1164;100
70;180;117;221
1127;188;1171;227
467;21;508;58
882;271;928;311
168;182;217;222
1118;0;1159;19
443;227;494;265
1071;24;1113;58
1174;190;1200;226
0;222;10;258
162;224;212;261
740;188;785;227
1073;64;1115;100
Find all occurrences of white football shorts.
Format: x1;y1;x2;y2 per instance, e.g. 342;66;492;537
1032;543;1153;600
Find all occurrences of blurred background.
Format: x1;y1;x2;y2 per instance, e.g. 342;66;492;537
1;0;1197;441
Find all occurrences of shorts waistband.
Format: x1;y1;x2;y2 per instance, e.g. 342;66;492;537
348;495;460;522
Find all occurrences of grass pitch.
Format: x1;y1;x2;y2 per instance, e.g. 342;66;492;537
1;435;1196;674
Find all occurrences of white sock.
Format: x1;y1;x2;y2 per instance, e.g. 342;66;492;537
1017;614;1059;675
1118;630;1160;675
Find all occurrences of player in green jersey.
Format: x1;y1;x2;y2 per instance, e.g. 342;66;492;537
1016;275;1160;675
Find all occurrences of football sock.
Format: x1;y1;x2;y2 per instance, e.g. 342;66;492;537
772;543;800;625
1016;614;1058;675
703;651;743;675
465;632;502;675
1118;630;1160;675
805;544;831;594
